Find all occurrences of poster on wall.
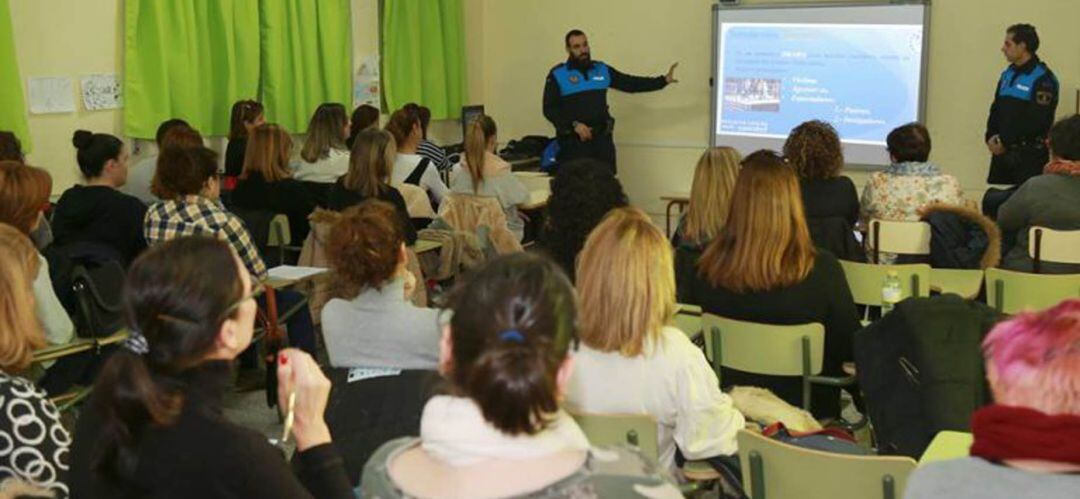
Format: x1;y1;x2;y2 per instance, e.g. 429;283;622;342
81;74;122;111
354;54;380;107
27;77;76;114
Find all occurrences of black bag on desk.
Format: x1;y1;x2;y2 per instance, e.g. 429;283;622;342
854;295;1001;458
499;135;551;161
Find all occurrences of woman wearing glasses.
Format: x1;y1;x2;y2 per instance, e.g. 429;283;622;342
69;236;352;498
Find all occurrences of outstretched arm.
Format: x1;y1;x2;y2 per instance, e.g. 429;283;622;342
609;63;676;93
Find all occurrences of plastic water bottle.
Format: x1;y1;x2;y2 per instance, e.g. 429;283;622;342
881;270;902;315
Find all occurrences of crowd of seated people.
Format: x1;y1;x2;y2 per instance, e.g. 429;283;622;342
0;96;1077;498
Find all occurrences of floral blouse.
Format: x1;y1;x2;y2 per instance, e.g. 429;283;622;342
859;162;969;226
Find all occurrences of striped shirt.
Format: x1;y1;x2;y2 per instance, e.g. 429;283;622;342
417;139;449;172
144;195;268;279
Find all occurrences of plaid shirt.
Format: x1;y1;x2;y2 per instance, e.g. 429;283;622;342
144;195;268;279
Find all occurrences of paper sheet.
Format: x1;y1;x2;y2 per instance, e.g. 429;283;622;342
81;74;122;110
27;77;75;114
267;265;328;281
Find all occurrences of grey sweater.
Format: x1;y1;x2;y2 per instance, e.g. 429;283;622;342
321;276;440;370
997;173;1080;274
904;458;1080;499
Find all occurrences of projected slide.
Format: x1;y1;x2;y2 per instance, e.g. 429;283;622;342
717;23;923;145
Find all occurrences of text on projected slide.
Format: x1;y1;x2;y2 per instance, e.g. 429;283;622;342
717;23;923;144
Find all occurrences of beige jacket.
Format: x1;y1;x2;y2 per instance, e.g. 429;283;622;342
436;194;523;255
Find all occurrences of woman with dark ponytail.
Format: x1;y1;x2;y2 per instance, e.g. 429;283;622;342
224;100;266;188
360;253;678;498
449;115;529;241
51;130;147;264
69;236;352;498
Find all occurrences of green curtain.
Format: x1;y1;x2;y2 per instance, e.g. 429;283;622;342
124;0;260;138
382;0;466;119
0;0;30;150
259;0;351;133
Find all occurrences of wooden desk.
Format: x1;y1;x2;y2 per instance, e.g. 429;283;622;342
514;171;551;210
919;431;973;465
661;193;690;238
264;266;329;289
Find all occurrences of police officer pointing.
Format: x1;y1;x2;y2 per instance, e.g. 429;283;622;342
985;23;1059;187
543;29;677;173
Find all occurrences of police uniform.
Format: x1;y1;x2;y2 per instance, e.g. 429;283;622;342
543;59;667;173
985;56;1059;185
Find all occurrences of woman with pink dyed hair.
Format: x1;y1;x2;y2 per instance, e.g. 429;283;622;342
905;298;1080;499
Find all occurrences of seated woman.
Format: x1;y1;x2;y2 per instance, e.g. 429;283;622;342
784;120;858;225
905;298;1080;499
296;103;351;183
124;119;191;203
385;107;449;208
224;99;265;188
859;123;969;263
672;146;741;301
536;158;629;281
232;123;317;245
0;161;74;346
322;200;438;369
147;145;316;355
68;236;352;498
998;114;1080;274
685;150;860;420
51;130;147;265
346;104;379;149
408;103;451;173
327;128;417;245
0;224;70;498
449;115;528;241
361;253;678;498
568;207;744;475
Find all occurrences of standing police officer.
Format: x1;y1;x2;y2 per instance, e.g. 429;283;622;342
985;23;1059;187
543;29;677;173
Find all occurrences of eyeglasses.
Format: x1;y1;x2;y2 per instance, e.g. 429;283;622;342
157;285;264;329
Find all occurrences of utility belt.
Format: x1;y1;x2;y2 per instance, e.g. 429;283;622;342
1007;138;1047;151
560;117;615;140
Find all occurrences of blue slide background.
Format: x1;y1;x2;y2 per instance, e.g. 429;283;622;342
718;24;922;143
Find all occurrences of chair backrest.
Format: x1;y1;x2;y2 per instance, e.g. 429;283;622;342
267;213;291;247
839;261;931;307
868;220;931;263
1028;226;1080;272
703;314;825;377
569;412;659;461
397;182;437;219
738;429;916;499
675;303;707;360
984;267;1080;314
438;193;523;254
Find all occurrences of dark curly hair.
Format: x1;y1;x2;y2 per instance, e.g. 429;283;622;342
538;159;629;280
783;120;844;179
326;200;404;297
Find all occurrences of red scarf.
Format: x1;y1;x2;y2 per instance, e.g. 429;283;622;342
970;405;1080;465
1043;160;1080;176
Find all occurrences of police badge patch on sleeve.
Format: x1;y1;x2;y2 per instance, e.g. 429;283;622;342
1036;91;1053;105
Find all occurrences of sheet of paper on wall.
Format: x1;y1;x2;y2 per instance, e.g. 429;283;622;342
27;77;76;114
354;55;381;108
81;74;122;111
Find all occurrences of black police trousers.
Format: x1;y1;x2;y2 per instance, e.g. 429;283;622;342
557;132;617;174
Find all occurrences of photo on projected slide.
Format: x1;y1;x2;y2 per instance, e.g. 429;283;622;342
723;78;781;112
717;23;923;145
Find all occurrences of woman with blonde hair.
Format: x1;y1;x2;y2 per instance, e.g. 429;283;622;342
0;224;70;497
449;115;528;241
328;128;416;244
296;103;350;182
686;150;859;419
673;146;741;300
232;123;317;244
568;207;744;476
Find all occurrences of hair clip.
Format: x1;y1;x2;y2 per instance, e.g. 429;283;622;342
499;330;525;344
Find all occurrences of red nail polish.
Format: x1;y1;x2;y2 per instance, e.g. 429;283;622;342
279;354;288;366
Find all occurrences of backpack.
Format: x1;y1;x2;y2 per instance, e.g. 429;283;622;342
854;294;1001;458
71;261;126;338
